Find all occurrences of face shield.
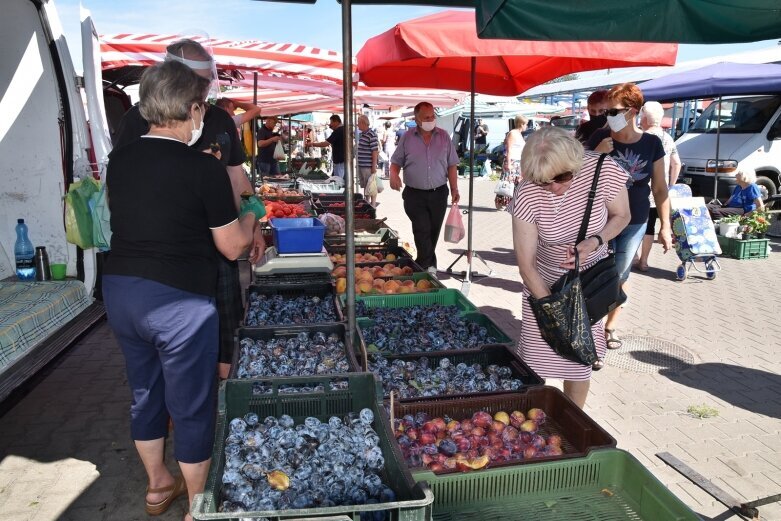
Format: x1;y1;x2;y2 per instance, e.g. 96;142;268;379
165;31;220;102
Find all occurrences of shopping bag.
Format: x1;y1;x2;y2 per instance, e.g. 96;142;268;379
494;179;514;197
273;141;286;160
64;176;99;249
376;174;384;193
443;203;465;243
90;181;112;251
366;174;379;197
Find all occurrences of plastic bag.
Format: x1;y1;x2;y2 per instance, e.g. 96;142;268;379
318;213;346;235
376;174;384;193
91;181;112;251
273;141;286;160
64;176;100;249
366;174;378;197
444;203;465;243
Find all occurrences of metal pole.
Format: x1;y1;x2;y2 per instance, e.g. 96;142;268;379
252;72;258;188
341;0;356;351
466;57;476;284
714;96;722;201
288;114;293;159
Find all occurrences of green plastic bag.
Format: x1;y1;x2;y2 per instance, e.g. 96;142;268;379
64;176;99;249
91;181;112;251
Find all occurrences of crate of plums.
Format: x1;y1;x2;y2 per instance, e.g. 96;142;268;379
355;307;513;356
390;386;615;477
244;277;342;327
190;373;435;520
410;448;700;521
230;324;361;380
353;344;543;403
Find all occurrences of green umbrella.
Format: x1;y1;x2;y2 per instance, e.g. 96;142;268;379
476;0;781;43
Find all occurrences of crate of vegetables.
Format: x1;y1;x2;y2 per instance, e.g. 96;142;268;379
410;449;699;521
327;244;413;261
191;373;434;520
244;279;341;327
257;183;307;203
355;310;511;355
354;344;543;402
263;200;311;220
311;192;364;205
230;323;359;379
390;386;615;476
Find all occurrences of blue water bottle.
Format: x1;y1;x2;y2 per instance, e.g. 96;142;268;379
15;219;35;280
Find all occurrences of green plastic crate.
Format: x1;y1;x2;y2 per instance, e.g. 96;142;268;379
192;373;434;521
350;288;478;315
412;449;700;521
717;235;769;259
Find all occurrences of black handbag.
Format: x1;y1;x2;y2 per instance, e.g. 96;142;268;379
553;153;626;325
527;248;598;366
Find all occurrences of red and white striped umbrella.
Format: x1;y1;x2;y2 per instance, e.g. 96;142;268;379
100;33;350;84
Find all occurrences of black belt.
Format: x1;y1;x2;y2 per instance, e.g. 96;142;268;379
406;184;447;192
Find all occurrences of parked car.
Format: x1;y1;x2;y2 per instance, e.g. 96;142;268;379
550;115;582;136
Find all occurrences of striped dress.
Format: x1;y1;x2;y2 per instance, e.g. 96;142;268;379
511;152;629;381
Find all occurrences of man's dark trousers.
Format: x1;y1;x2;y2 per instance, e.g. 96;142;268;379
402;185;449;270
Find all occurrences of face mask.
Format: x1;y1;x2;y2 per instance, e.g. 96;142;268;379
590;114;607;128
606;112;628;133
188;105;204;146
420;121;436;132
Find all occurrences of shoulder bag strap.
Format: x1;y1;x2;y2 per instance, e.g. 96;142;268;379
576;153;607;244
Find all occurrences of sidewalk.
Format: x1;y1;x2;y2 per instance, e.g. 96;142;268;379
0;176;779;520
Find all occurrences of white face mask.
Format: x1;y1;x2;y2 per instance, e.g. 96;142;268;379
420;121;436;132
606;111;628;133
188;105;204;146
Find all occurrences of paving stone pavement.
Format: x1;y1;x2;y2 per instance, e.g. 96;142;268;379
0;175;779;520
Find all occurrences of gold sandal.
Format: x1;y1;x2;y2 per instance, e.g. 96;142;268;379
145;475;187;516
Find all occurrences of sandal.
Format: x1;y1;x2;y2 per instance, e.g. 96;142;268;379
146;475;187;516
605;329;623;350
592;358;605;371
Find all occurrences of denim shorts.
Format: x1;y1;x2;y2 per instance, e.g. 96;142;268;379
614;223;646;282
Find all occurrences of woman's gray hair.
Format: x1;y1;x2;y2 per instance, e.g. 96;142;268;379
738;166;757;184
357;114;371;126
514;114;529;129
139;61;210;126
520;126;583;183
641;101;665;127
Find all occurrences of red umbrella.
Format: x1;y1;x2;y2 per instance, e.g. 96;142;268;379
357;10;677;286
357;10;678;96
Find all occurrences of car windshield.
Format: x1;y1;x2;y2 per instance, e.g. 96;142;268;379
689;96;781;134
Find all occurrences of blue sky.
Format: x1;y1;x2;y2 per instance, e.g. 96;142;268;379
57;0;779;74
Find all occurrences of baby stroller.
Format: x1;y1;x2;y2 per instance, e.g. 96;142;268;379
669;184;722;281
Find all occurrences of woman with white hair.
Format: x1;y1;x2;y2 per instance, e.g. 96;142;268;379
635;101;682;271
706;167;765;219
511;127;631;408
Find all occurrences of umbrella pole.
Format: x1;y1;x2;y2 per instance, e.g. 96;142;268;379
341;0;357;357
252;72;258;188
466;58;476;285
714;96;722;201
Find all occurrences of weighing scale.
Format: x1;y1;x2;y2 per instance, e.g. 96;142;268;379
254;246;333;275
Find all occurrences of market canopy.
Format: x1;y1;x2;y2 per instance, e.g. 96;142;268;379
100;33;351;87
639;62;781;102
475;0;781;43
356;10;677;96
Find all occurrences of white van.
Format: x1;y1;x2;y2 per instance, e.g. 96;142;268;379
675;95;781;201
0;0;105;400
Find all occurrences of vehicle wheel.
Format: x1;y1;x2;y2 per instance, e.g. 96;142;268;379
756;175;777;201
676;264;687;281
705;260;717;280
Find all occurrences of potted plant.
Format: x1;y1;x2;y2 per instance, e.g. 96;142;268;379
739;210;770;239
718;214;741;237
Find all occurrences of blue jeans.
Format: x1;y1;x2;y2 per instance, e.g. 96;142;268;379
614;223;646;282
257;160;280;177
332;162;345;179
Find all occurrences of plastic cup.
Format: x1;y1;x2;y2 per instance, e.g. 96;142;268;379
50;263;67;280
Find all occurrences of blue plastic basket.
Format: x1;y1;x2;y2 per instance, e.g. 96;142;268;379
270;217;325;254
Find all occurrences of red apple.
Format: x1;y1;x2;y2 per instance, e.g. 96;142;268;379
502;425;519;442
509;411;526;429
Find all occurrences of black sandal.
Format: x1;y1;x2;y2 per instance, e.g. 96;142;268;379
605;329;623;350
592;358;605;371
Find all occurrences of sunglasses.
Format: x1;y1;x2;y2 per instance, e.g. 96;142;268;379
535;171;574;186
605;107;632;117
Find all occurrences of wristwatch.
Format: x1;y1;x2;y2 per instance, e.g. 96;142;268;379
591;234;604;246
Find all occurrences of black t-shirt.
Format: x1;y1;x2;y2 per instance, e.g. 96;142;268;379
575;118;606;144
326;126;346;163
113;104;246;167
104;137;237;296
257;125;280;163
587;128;665;225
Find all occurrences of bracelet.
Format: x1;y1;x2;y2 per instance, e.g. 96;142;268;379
591;234;604;246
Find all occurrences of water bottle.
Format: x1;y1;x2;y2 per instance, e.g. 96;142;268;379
34;246;51;281
15;219;35;280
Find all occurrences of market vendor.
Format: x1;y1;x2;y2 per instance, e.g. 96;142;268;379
706;167;765;219
256;115;284;177
307;114;346;178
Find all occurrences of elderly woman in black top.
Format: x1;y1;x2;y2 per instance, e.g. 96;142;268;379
103;61;260;521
